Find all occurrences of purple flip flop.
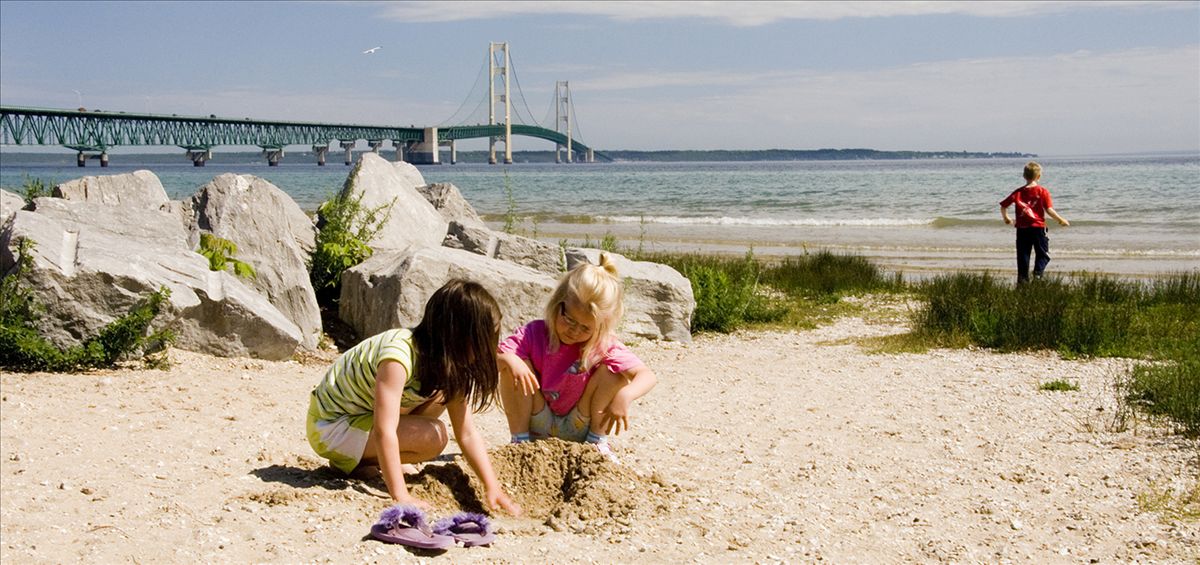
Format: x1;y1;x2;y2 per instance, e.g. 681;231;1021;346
369;505;454;550
433;512;496;547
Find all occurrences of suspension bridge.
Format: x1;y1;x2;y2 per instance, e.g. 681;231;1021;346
0;43;605;167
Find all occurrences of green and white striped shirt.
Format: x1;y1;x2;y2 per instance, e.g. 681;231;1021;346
311;329;428;421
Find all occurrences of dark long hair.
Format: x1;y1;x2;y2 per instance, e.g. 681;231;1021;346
411;279;501;412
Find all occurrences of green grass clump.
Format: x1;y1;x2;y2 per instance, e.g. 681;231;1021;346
640;250;787;333
1039;379;1079;392
762;250;904;300
910;270;1199;434
19;175;49;206
1122;354;1200;436
1;238;174;372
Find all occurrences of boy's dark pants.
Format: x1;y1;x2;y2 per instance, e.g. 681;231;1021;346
1015;227;1050;283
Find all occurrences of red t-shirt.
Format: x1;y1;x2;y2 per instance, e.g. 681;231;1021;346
1000;185;1054;228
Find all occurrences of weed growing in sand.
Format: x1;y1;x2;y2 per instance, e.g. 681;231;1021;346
309;175;394;304
198;233;256;280
0;238;175;372
1039;379;1079;392
1137;480;1200;523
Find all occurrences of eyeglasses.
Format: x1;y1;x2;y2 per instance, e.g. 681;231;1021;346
558;302;592;335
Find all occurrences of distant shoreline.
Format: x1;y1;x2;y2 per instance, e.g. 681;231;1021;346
0;148;1034;165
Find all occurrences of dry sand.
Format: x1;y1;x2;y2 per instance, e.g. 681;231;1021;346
2;299;1197;563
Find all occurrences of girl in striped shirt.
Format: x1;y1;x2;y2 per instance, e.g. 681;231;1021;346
307;279;521;515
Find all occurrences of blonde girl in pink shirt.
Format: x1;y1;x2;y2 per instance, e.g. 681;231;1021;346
497;253;657;462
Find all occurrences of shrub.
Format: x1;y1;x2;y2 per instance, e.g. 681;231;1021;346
309;176;394;304
0;238;174;372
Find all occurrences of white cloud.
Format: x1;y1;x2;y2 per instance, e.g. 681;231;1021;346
576;45;1200;153
375;1;1186;26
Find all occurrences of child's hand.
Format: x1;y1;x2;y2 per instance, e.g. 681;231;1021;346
508;362;540;396
1003;217;1013;225
600;393;633;435
487;489;524;516
1059;218;1070;227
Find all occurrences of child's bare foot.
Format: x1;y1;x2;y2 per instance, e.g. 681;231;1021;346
400;463;420;475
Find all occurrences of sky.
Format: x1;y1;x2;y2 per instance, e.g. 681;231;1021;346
1;1;1197;156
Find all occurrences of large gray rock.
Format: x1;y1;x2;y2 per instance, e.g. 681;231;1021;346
339;153;447;250
2;189;27;225
1;199;303;360
339;246;557;339
416;182;487;229
566;248;694;342
53;170;170;210
443;221;565;276
183;174;322;350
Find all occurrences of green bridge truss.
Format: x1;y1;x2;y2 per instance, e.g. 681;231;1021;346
0;106;603;158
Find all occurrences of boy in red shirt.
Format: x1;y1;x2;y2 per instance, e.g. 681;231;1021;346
1000;162;1070;283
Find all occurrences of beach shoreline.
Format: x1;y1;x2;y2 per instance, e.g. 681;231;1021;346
2;300;1196;563
517;220;1199;282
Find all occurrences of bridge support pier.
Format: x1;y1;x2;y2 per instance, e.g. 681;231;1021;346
586;148;594;163
313;145;328;166
392;140;406;163
262;148;284;167
406;127;440;165
450;140;457;165
75;151;108;167
187;149;212;167
341;141;356;166
368;140;384;154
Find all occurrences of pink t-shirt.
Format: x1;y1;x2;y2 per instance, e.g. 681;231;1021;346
498;320;644;416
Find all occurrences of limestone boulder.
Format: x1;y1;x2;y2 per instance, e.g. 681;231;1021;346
336;153;447;250
2;189;27;225
442;221;565;276
53;170;170;210
416;182;487;229
1;198;303;360
566;248;694;342
339;246;557;339
182;174;322;350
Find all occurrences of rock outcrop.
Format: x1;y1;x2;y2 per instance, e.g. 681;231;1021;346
53;170;170;210
339;246;557;339
182;174;322;350
2;198;303;360
338;153;447;250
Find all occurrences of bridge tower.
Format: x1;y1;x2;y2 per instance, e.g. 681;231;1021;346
488;42;513;165
554;81;573;164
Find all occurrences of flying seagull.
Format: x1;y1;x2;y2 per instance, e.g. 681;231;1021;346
363;46;382;54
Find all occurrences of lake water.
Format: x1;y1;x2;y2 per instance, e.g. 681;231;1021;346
2;152;1197;279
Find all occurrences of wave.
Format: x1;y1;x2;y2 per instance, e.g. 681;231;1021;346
600;215;935;227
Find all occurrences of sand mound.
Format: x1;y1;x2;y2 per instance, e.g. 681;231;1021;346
408;438;680;533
